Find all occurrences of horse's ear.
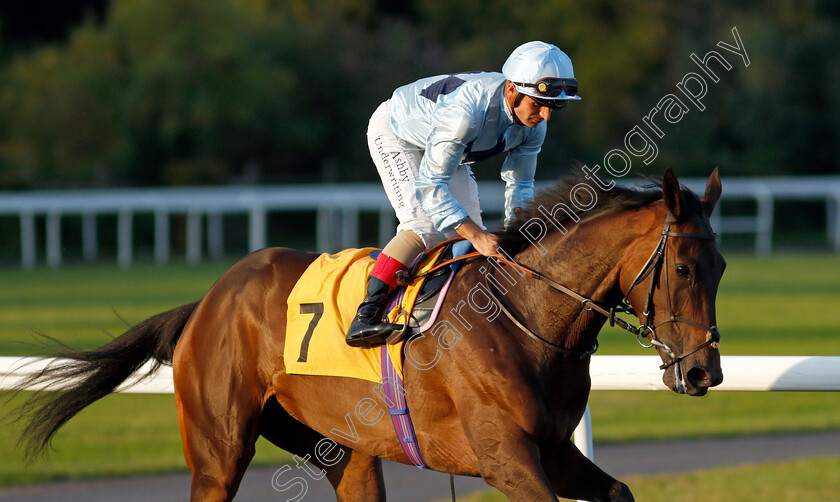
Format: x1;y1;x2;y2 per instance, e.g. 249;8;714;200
701;168;722;218
662;167;682;218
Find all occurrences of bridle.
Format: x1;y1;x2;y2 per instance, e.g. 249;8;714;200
487;212;721;393
620;212;721;392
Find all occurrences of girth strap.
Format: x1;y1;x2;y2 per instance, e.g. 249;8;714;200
380;345;428;468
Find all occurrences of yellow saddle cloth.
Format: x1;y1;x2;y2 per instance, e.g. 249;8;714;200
284;246;446;383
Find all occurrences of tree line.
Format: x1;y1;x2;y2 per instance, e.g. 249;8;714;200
0;0;837;190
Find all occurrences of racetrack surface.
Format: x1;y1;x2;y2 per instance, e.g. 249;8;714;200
2;431;838;501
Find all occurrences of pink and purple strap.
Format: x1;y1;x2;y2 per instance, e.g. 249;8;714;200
380;345;428;469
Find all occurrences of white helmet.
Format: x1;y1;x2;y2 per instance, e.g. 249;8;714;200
502;41;580;102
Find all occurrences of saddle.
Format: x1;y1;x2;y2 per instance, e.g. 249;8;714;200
383;238;475;338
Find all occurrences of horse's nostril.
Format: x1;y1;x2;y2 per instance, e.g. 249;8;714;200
687;367;710;386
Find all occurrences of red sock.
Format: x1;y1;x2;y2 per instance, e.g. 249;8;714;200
370;253;408;289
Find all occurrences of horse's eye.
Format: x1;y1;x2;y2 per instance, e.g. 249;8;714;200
676;264;691;278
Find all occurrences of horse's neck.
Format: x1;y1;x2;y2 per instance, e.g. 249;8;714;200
513;210;654;355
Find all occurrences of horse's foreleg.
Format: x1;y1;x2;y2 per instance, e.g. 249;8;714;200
464;422;557;500
330;450;386;502
542;441;634;502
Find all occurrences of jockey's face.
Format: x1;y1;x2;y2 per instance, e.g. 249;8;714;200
505;81;552;128
516;96;553;127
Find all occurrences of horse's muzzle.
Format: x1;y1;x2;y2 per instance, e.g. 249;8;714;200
687;365;723;390
673;364;723;396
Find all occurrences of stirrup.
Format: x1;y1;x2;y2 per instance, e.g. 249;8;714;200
385;323;411;345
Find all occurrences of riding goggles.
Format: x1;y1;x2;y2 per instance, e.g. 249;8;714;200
514;77;578;98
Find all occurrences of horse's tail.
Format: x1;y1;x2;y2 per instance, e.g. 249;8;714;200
12;301;199;461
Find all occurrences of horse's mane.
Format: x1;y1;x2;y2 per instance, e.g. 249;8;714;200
497;171;704;256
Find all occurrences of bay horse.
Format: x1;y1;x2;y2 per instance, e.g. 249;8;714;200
14;168;724;501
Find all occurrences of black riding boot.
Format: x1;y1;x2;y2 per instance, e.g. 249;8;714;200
345;277;405;348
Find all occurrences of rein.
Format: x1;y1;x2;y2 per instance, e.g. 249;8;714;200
412;215;722;391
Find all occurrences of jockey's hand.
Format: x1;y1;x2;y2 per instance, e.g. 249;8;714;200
455;218;502;258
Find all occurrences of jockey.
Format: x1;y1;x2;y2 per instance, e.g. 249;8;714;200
346;41;581;348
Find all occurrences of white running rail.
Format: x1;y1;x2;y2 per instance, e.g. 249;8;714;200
3;175;840;269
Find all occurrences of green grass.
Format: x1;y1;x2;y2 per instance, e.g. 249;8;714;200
622;456;840;502
0;253;839;486
587;391;840;442
0;262;234;356
451;456;840;502
598;253;840;356
0;393;292;486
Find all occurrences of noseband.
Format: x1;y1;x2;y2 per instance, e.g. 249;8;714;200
489;212;720;392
